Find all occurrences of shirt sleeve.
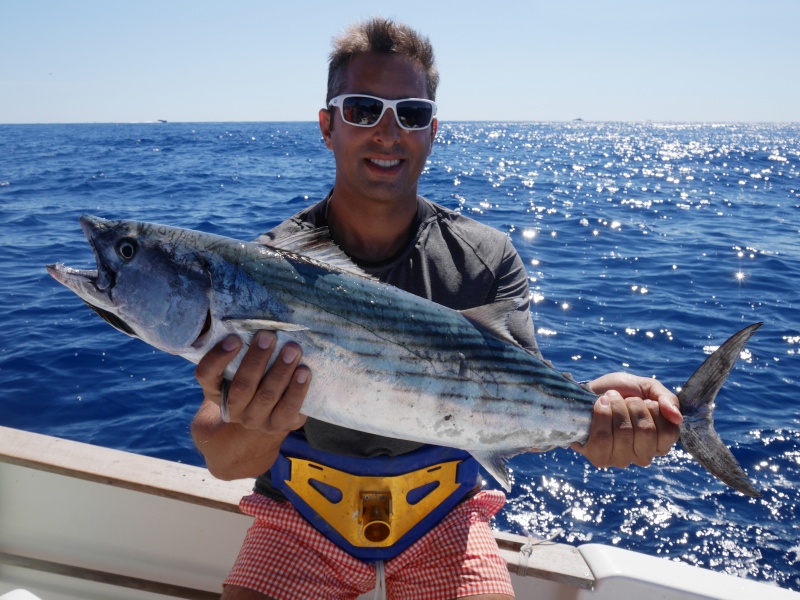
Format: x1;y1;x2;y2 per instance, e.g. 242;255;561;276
490;237;542;358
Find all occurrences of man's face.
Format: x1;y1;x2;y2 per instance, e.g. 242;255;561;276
319;53;437;206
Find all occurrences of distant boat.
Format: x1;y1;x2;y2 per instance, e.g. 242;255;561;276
158;120;168;123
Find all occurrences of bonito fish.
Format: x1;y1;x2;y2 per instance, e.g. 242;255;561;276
47;215;761;497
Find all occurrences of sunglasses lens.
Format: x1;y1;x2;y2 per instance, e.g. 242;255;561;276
342;96;384;126
339;96;434;129
396;101;434;129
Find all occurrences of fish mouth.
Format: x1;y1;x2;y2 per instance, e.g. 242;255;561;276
46;215;116;292
47;215;128;333
46;262;137;337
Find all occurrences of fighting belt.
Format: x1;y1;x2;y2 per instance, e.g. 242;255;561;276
270;432;480;562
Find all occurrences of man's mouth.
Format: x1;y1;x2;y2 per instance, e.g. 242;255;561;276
368;158;402;168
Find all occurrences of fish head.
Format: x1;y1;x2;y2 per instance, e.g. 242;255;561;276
47;215;213;354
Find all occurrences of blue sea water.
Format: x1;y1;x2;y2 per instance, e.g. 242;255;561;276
1;121;798;589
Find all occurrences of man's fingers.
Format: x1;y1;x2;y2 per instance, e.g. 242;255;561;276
194;334;242;397
659;395;684;425
646;400;681;456
268;366;312;431
226;331;277;420
195;329;312;435
572;394;614;467
627;397;657;467
242;341;305;431
608;392;634;468
641;378;683;425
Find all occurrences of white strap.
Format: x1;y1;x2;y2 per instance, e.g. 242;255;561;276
373;560;387;600
517;537;534;577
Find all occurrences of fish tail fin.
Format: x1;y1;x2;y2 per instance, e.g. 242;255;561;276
678;323;762;498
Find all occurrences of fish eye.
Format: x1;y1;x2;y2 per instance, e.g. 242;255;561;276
116;238;137;261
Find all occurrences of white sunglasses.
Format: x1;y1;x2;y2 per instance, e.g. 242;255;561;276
328;94;437;131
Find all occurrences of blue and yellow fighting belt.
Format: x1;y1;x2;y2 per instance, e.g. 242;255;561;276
270;432;480;562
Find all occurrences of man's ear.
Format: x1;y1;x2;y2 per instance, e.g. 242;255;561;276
319;108;333;149
428;118;438;155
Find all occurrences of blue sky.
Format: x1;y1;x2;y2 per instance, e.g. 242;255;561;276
3;0;798;123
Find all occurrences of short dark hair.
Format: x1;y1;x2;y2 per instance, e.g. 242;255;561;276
326;17;439;103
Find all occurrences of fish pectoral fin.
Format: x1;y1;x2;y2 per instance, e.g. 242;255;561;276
222;318;309;332
471;449;525;492
460;299;523;346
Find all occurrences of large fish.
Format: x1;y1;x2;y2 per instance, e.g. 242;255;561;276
47;215;761;497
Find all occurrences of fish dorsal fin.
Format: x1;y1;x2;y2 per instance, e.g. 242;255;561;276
460;299;523;346
265;227;378;281
267;227;336;255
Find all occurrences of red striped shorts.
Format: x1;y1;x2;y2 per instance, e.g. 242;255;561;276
224;489;514;600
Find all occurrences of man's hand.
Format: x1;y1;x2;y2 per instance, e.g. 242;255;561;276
571;372;682;469
194;330;310;434
191;330;311;480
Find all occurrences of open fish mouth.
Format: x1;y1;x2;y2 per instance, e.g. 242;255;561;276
47;216;128;336
46;215;115;293
46;263;136;336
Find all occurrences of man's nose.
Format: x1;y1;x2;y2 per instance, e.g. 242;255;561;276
372;109;402;141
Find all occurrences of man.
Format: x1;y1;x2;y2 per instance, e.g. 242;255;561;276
192;18;682;600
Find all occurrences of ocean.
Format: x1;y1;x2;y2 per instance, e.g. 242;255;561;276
1;121;798;590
